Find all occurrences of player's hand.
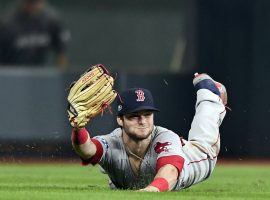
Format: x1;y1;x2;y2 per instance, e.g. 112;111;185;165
138;186;160;192
193;73;228;106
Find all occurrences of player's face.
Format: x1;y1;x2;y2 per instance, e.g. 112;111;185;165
118;110;154;141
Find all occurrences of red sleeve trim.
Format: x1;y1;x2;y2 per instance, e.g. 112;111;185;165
156;155;185;174
71;128;89;145
81;138;103;166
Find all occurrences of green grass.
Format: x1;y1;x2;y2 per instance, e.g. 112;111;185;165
0;163;269;200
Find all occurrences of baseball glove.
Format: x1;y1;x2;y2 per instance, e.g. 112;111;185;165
67;64;117;128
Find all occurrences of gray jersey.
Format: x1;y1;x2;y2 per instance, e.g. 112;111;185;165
90;89;226;191
93;126;183;189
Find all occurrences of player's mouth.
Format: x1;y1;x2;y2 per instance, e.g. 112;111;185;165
136;127;149;130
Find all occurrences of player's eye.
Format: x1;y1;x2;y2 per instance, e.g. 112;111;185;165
132;115;140;118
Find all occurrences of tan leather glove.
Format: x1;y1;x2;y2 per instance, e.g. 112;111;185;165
67;64;117;128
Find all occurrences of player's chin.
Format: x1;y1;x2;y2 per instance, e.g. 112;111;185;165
134;134;150;140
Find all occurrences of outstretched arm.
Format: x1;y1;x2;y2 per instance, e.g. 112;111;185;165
67;64;116;163
71;128;97;160
141;142;185;192
140;164;179;192
71;128;104;165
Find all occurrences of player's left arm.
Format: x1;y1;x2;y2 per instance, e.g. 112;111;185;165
140;164;179;192
140;131;185;192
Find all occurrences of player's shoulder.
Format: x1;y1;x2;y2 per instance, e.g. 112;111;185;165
151;126;182;151
153;126;179;138
94;128;122;146
108;127;122;137
95;128;121;139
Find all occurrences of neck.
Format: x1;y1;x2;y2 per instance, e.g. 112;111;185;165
122;131;152;159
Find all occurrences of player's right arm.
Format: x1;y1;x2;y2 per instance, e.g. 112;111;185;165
142;130;185;192
71;128;104;165
71;128;96;160
66;64;116;164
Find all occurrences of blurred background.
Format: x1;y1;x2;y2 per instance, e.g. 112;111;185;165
0;0;269;162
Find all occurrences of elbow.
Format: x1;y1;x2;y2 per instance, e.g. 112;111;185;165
72;139;97;160
157;164;179;184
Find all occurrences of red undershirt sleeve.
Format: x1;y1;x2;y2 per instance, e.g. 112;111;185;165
81;138;103;165
156;155;185;175
71;128;104;166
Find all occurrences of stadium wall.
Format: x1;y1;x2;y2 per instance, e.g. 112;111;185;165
0;68;269;159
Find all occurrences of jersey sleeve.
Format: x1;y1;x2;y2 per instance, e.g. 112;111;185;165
78;128;124;177
91;135;110;164
79;134;111;166
70;126;113;166
153;130;185;174
87;129;124;170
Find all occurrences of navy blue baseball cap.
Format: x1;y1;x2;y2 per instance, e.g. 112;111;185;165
117;88;159;116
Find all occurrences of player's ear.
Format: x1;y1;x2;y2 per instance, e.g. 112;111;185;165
117;116;123;127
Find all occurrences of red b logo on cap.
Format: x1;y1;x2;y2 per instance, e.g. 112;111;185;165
135;90;145;102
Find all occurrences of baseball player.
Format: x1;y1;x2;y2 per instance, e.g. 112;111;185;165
68;66;227;192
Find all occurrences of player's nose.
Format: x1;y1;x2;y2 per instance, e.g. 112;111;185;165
138;115;147;124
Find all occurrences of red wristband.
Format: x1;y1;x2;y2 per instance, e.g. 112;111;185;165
149;178;169;192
